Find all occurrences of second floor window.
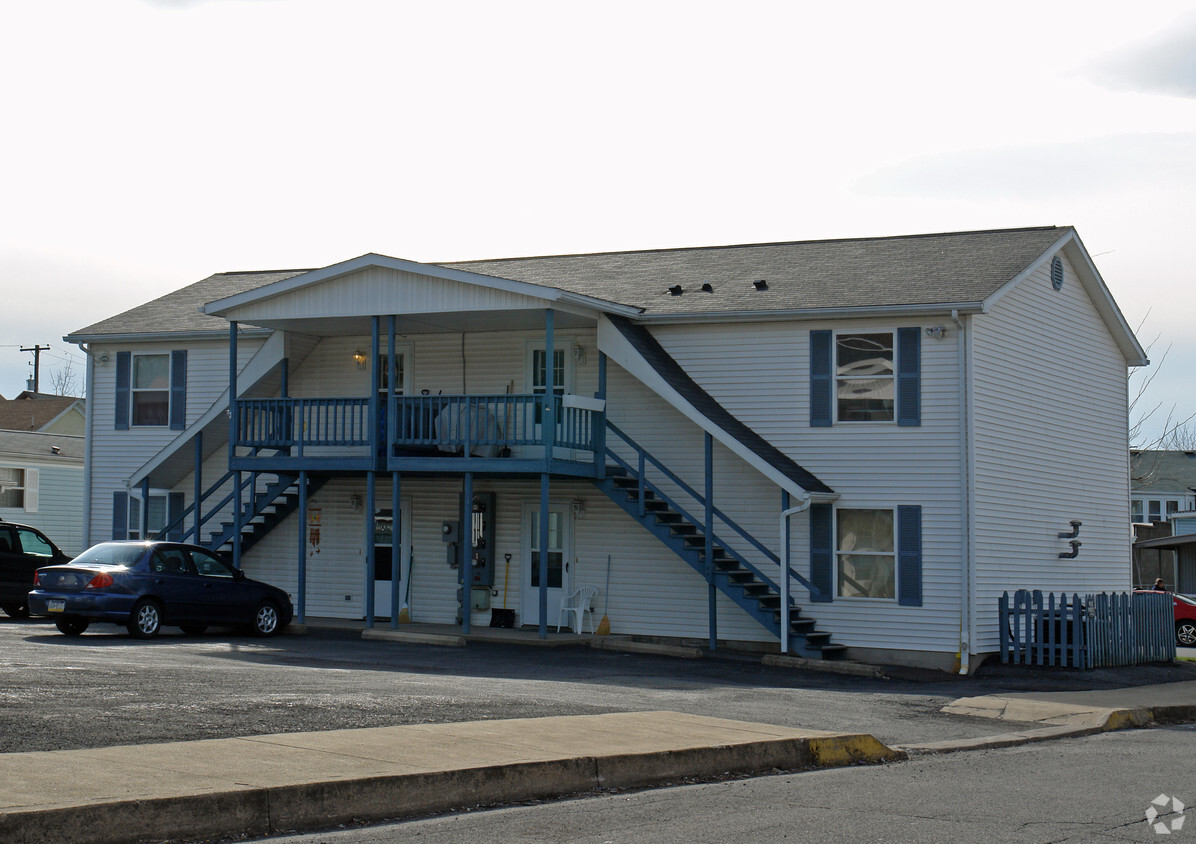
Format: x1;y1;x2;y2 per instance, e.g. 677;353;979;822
132;354;170;426
836;333;894;422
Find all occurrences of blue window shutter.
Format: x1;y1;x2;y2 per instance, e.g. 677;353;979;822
170;350;187;430
810;330;833;427
112;491;128;540
809;502;833;602
114;351;131;430
167;492;185;541
897;504;923;606
896;327;921;427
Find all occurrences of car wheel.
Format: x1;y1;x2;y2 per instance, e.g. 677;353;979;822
1;603;29;619
127;599;163;639
1178;621;1196;648
251;600;283;636
179;624;208;636
55;617;90;636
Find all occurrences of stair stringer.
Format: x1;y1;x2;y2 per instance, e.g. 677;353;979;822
593;473;845;660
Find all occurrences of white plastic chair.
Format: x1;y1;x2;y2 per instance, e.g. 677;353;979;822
557;585;599;634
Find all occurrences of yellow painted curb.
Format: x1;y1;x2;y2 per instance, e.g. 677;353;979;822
808;734;906;767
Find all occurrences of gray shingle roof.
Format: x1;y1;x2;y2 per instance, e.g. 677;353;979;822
0;430;84;460
1131;450;1196;492
66;227;1070;337
66;270;309;339
441;226;1070;315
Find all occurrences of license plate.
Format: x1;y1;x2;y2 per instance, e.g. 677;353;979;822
47;600;66;613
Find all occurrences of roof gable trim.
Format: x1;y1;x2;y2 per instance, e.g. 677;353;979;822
200;253;642;319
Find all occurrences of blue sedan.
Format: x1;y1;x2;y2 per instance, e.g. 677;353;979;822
28;541;293;638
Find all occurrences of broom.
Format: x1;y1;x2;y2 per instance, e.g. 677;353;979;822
595;554;612;635
397;546;413;623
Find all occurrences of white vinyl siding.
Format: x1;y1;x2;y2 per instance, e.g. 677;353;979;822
648;318;965;656
970;252;1132;652
219;266;551;324
87;336;264;545
0;462;83;554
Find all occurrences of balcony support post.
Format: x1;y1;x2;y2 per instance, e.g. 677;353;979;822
228;321;238;460
233;470;242;569
193;430;203;545
391;471;401;629
594;352;607;478
539;472;550;639
369;316;380;469
297;470;307;623
462;471;473;634
365;470;376;628
140;478;150;541
387;317;396;464
543;309;555;469
706;432;716;652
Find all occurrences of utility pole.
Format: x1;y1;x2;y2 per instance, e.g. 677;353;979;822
20;345;51;394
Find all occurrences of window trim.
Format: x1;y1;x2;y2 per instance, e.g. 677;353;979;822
127;490;170;540
376;345;414;396
832;331;896;424
0;466;37;513
834;507;897;601
130;352;172;427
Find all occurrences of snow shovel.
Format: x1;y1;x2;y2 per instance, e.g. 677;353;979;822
490;552;515;628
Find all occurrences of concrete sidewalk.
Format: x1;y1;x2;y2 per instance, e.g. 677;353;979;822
896;680;1196;755
0;712;899;844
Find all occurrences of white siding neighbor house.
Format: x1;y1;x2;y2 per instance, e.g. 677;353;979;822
64;226;1146;671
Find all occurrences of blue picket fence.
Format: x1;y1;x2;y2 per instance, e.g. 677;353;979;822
1000;589;1175;668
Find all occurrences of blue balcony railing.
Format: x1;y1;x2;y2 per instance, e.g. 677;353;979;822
234;393;603;460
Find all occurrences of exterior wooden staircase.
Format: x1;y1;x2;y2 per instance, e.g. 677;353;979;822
595;426;844;659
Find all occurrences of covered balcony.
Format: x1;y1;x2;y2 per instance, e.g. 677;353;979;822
231;390;607;477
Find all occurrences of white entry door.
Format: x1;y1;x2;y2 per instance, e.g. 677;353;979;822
373;504;410;619
521;504;572;628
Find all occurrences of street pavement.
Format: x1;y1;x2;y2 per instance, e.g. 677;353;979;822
1;622;1194;843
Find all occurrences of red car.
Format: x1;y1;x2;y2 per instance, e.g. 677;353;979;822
1137;590;1196;647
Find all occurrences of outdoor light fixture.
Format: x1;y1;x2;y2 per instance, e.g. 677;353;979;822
97;353;110;365
349;494;362;513
925;325;946;340
353;350;368;370
571;499;586;519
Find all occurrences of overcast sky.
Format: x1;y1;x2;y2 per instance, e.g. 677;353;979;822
2;0;1193;444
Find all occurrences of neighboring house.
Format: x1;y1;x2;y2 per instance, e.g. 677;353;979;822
1130;450;1196;593
0;392;86;436
0;430;85;554
64;226;1145;671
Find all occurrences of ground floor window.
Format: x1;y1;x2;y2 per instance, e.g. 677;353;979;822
836;508;895;599
128;494;167;540
0;467;28;509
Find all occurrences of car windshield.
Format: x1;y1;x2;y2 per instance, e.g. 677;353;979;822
71;543;147;567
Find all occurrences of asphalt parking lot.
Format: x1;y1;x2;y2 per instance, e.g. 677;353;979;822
2;616;1194;753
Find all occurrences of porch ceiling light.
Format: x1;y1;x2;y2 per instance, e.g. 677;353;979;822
353;350;368;370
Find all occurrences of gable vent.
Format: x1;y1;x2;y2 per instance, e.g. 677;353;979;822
1050;256;1064;291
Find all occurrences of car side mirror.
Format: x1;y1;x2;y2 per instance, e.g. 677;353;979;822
233;569;246;581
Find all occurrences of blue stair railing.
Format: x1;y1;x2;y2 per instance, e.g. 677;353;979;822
596;421;842;659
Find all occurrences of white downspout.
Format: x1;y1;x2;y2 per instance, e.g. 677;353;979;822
76;342;95;549
954;309;972;674
780;493;812;654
